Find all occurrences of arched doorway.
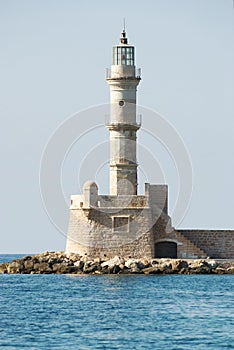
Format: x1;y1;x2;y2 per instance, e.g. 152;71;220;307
154;241;177;258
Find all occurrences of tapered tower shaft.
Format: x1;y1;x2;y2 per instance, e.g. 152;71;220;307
106;29;141;195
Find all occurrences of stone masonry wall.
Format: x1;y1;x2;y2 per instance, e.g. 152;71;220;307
178;230;234;259
66;209;234;259
69;232;153;259
66;208;154;258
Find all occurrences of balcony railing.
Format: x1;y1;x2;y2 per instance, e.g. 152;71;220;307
106;67;141;79
105;114;142;128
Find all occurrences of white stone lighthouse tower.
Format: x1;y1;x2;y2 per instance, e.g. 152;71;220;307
106;29;141;196
66;28;193;259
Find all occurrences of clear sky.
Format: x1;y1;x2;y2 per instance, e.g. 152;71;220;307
0;0;234;253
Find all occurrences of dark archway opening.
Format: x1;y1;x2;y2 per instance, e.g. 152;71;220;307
154;241;177;258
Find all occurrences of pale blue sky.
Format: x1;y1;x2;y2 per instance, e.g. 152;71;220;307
0;0;234;253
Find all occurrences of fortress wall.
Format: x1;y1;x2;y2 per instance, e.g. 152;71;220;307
178;230;234;259
66;208;154;258
66;207;234;259
98;195;146;208
67;232;153;259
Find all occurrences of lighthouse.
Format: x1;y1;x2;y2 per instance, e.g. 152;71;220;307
65;28;207;260
106;29;141;196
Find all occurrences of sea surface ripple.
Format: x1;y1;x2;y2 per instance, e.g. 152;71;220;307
0;254;233;349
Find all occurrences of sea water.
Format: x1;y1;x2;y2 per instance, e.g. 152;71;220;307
0;254;233;349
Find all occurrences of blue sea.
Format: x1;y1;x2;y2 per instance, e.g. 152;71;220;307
0;254;233;349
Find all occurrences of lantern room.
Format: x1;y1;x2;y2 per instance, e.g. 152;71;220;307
112;30;135;66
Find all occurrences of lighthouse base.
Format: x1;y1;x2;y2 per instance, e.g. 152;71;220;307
66;182;209;259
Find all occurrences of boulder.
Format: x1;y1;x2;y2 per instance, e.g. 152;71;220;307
119;263;125;270
179;267;189;274
171;260;188;272
80;255;90;263
206;260;218;270
74;260;84;270
22;255;32;261
24;260;34;270
140;259;150;269
151;259;160;265
83;261;99;273
130;266;141;273
227;267;234;274
52;263;70;274
7;261;23;274
142;266;162;274
188;260;211;274
159;261;172;270
33;262;52;274
65;253;81;262
125;258;139;269
214;267;227;274
111;265;121;274
0;263;8;274
101;256;125;269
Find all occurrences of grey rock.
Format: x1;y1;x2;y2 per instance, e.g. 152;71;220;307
0;263;8;274
101;256;125;269
83;262;99;273
7;261;23;274
52;263;69;274
33;262;52;274
206;260;218;270
142;266;162;274
24;260;34;270
171;260;188;272
74;260;84;270
125;259;140;269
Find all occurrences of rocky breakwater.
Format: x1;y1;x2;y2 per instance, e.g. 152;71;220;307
0;252;234;274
